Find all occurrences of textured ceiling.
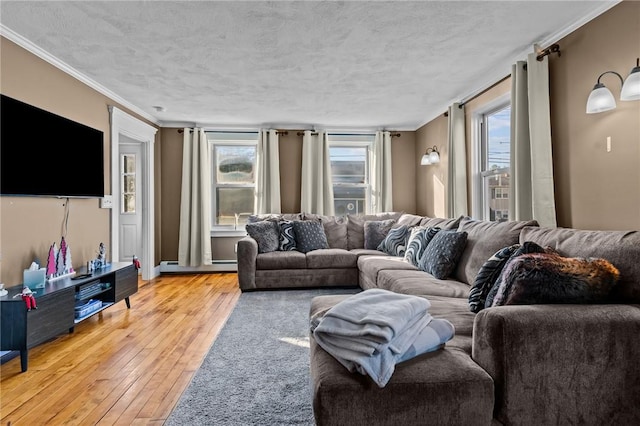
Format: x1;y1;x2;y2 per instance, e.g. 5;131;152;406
0;1;616;130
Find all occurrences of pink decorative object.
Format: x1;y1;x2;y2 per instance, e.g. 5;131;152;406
46;243;58;278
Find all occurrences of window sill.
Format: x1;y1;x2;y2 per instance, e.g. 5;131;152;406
210;229;248;238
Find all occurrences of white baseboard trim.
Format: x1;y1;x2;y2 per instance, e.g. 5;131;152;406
160;260;238;273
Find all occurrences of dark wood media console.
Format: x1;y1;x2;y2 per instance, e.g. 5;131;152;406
0;262;137;372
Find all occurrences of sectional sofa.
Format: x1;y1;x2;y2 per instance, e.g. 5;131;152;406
236;212;640;425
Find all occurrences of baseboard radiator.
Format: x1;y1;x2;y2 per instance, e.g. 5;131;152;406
160;260;238;273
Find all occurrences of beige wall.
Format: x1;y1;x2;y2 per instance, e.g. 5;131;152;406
549;0;640;230
0;37;158;286
415;115;448;217
279;131;303;213
415;1;640;230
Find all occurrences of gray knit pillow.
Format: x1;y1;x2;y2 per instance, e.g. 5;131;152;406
292;220;329;253
364;219;396;250
246;220;280;253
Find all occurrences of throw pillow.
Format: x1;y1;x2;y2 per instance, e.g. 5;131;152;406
419;230;468;279
491;252;620;306
278;220;297;251
292;220;329;253
377;225;410;257
403;227;441;267
364;219;396;250
246;220;280;253
467;244;520;313
483;241;548;308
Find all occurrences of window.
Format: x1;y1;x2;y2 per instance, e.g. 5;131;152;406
475;100;511;221
120;153;136;213
209;133;258;229
328;135;374;216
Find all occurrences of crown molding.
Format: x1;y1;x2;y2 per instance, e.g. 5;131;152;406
417;0;622;130
1;24;160;126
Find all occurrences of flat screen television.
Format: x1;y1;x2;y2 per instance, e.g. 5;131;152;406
1;94;105;198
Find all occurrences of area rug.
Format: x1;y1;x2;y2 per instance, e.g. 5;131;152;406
166;288;359;426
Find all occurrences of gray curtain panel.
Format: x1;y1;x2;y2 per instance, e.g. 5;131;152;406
372;131;393;213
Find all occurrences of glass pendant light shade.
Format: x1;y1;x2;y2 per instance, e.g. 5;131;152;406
421;154;431;165
428;151;440;164
586;83;616;114
620;61;640;101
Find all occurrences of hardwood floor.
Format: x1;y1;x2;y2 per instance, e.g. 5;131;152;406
0;273;241;425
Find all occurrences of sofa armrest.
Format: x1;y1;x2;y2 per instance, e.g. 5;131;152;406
237;236;258;291
472;304;640;426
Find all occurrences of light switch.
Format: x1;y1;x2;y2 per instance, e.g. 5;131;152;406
100;195;114;209
607;136;611;152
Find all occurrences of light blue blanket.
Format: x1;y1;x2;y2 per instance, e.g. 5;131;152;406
312;289;454;387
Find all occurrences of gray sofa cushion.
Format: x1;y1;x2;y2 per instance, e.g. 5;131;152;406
378;270;471;299
306;249;358;269
396;213;424;227
347;212;402;250
520;226;640;303
454;218;539;285
256;251;307;269
246;220;280;253
357;255;418;287
420;215;466;230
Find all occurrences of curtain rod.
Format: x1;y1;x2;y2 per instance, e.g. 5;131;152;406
178;129;288;135
453;43;560;113
295;131;401;137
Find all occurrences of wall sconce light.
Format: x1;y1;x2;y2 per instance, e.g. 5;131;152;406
586;58;640;113
421;146;440;165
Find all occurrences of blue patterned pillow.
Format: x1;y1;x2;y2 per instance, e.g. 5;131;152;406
278;220;297;251
246;220;280;253
468;244;520;313
377;225;410;256
419;230;468;279
403;227;440;267
292;220;329;253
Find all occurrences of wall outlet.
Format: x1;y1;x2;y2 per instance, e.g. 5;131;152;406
100;195;114;209
234;243;238;253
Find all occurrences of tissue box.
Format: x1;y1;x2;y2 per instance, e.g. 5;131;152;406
23;268;46;289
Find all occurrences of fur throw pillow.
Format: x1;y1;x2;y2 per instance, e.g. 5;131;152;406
491;252;620;306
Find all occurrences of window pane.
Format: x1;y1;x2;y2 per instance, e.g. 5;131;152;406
484;173;510;222
215;146;256;184
123;194;135;213
123;154;135;173
333;186;366;216
485;105;511;171
216;187;254;226
124;175;135;193
330;147;366;184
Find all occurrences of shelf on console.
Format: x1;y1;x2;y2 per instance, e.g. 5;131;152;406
74;302;114;323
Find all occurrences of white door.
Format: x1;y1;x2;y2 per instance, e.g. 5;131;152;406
119;140;143;270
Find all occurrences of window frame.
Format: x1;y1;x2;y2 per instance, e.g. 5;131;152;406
327;134;374;216
471;93;511;221
208;132;259;234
